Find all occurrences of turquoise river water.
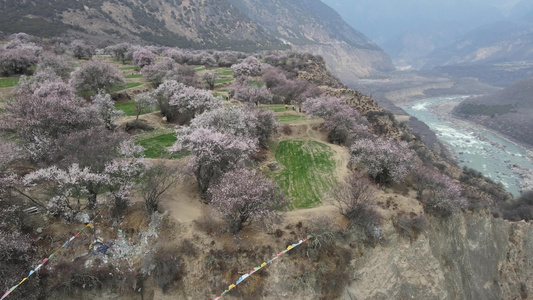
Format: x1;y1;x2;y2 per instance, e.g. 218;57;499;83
402;96;533;197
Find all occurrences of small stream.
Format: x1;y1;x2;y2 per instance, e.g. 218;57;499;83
402;96;533;197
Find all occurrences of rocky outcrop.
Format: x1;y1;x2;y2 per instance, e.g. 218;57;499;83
228;0;395;81
345;213;533;300
295;43;394;84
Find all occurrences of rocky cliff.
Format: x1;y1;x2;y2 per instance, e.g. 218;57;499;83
345;212;533;300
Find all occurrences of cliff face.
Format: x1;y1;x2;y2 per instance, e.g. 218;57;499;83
227;0;395;81
345;213;533;300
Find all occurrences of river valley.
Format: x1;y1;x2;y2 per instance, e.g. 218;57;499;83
401;96;533;197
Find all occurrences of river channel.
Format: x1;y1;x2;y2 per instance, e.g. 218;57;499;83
401;96;533;197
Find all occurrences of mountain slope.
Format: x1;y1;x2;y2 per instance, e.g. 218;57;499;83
454;78;533;146
0;0;394;81
0;0;284;50
422;11;533;69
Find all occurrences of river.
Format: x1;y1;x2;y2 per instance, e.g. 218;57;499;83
401;96;533;197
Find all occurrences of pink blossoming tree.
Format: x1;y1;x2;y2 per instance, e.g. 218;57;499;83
69;59;125;94
208;168;289;233
350;137;416;185
413;166;467;217
132;48;157;68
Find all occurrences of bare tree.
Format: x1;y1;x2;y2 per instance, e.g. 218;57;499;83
332;175;382;238
139;162;184;213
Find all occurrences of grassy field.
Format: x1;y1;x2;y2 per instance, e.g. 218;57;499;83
216;68;233;76
115;102;137;116
276;114;308;123
119;66;139;71
263;104;289;112
125;74;143;79
136;133;187;159
110;82;144;93
273;139;338;209
0;77;19;88
215;78;234;84
115;101;158;116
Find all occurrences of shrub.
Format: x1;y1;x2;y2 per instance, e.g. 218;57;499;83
332;176;382;237
0;230;39;299
500;190;533;221
152;246;182;293
393;213;427;242
281;123;293;135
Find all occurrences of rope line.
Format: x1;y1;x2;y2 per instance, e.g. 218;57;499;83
1;214;99;300
213;235;312;300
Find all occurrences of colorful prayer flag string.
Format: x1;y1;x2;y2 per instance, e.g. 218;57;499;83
213;235;312;300
0;214;99;300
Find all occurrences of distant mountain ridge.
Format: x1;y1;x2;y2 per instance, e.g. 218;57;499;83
422;10;533;69
0;0;394;81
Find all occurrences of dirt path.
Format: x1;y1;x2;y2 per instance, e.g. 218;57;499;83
0;87;14;106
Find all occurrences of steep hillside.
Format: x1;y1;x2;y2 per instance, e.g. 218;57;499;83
454;78;533;147
226;0;394;81
0;0;284;50
0;0;394;81
422;12;533;69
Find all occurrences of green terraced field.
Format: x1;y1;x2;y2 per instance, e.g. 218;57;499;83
215;78;234;84
273;139;338;208
110;82;143;92
114;102;137;116
136;133;186;159
276;114;308;123
216;68;233;76
125;74;143;79
263;104;289;112
0;77;19;87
